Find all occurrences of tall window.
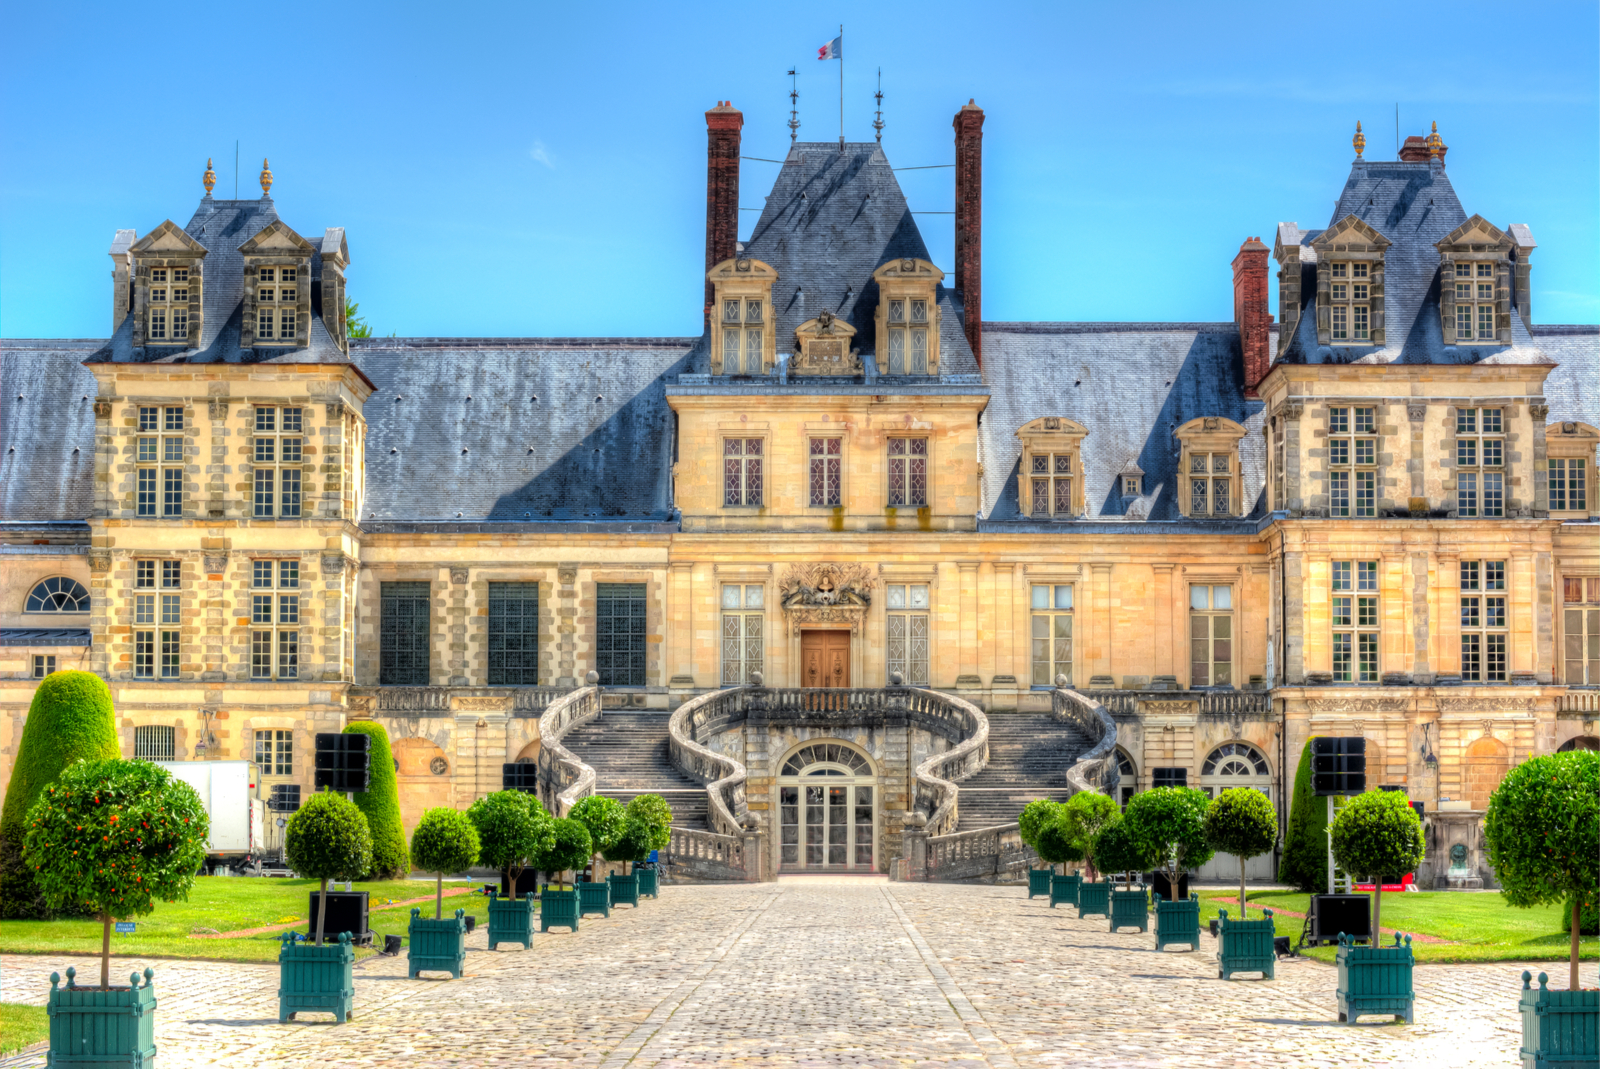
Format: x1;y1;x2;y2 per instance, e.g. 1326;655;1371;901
1456;407;1504;517
723;438;763;506
1550;458;1588;512
147;267;191;343
136;406;184;517
1271;416;1285;510
720;297;763;375
1030;584;1073;686
133;560;181;680
1459;560;1507;683
1453;262;1497;341
886;297;930;374
596;583;647;686
1189;452;1233;517
379;581;431;685
1329;261;1371;343
488;582;540;685
809;437;842;507
720;584;764;685
1564;578;1600;685
250;560;299;680
1332;560;1380;683
1030;452;1074;518
887;438;928;508
133;725;176;761
253;407;304;518
1189;585;1233;686
254;730;293;776
1328;406;1377;518
255;266;298;342
885;583;930;686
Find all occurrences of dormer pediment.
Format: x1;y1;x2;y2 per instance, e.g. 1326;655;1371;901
1016;416;1088;441
707;256;778;282
130;220;208;256
1436;214;1512;251
238;220;315;255
1175;416;1248;442
871;257;944;284
792;311;861;376
1311;215;1391;252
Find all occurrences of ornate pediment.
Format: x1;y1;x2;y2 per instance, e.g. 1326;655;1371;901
237;220;315;255
1436;214;1511;251
778;562;875;635
1312;215;1391;252
792;310;861;376
131;220;208;256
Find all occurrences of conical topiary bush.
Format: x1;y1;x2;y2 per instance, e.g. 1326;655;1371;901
342;721;408;880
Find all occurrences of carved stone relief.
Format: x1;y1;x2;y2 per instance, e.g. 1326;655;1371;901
1308;698;1410;713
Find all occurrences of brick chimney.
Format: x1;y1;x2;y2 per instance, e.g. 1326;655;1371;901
704;101;743;328
953;100;984;365
1232;236;1272;397
1398;135;1446;164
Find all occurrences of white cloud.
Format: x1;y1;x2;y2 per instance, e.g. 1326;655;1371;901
529;140;555;169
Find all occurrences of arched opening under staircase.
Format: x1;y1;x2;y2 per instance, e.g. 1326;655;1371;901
777;740;878;873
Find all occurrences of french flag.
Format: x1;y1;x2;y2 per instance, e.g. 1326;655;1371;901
817;35;841;60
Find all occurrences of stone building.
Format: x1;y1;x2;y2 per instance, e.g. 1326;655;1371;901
2;111;1596;885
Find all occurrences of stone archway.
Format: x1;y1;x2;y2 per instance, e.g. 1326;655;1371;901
1463;736;1510;811
775;740;878;872
1557;735;1600;753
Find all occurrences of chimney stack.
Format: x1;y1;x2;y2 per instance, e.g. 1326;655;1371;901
704;101;744;328
1232;236;1272;396
953;100;984;365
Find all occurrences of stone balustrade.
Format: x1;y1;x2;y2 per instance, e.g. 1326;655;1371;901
1052;685;1120;795
535;683;601;816
1087;688;1272;718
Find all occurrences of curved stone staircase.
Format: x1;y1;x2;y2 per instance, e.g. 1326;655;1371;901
953;711;1093;832
560;711;710;830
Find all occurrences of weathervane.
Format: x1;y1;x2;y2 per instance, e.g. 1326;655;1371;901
788;68;800;143
872;68;885;142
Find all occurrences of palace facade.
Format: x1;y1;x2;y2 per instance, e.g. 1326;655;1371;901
2;104;1596;882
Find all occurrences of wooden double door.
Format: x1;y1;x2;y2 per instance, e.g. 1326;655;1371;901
800;630;851;688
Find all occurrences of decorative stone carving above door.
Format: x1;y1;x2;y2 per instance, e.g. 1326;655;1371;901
779;562;875;635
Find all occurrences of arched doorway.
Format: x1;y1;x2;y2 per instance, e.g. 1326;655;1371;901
1196;741;1275;880
1558;736;1600;753
777;741;876;872
1115;748;1137;808
1464;736;1510;810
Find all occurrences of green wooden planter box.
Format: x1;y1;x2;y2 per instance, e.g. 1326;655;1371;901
1154;893;1201;951
485;891;538;950
578;878;612;918
277;932;355;1023
1519;970;1599;1068
47;966;157;1068
638;868;659;898
1049;873;1081;909
408;907;468;979
1336;932;1414;1024
1028;868;1053;899
608;872;641;908
1216;908;1276;980
1076;879;1111;919
1109;885;1149;933
541;886;580;932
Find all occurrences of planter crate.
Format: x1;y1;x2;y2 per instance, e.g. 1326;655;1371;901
1216;908;1276;980
1519;970;1599;1068
277;932;355;1023
1336;932;1414;1024
578;879;612;918
1028;868;1053;899
638;868;659;899
47;966;157;1068
408;908;468;979
1049;873;1081;909
541;886;580;932
1109;885;1149;933
1154;893;1202;951
486;891;538;951
608;872;640;908
1076;879;1111;919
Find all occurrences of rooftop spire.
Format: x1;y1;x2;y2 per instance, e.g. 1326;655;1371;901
788;68;800;143
1352;120;1365;159
260;158;273;198
872;68;885;142
203;158;216;196
1426;120;1445;159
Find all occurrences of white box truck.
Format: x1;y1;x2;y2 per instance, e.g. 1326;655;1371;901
154;761;265;875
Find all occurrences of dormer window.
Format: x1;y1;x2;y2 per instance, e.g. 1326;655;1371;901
1329;262;1370;343
886;297;930;374
1122;475;1141;497
147;267;191;343
721;297;764;375
707;257;777;375
1454;262;1497;341
1311;215;1389;348
256;266;298;343
1030;453;1075;517
871;258;943;376
1174;417;1247;519
1015;417;1089;519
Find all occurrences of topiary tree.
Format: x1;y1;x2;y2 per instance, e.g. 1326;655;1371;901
1059;791;1119;879
603;819;655;874
534;818;593;890
1484;750;1600;991
1204;788;1279;918
1123;786;1214;892
624;794;674;859
409;808;480;919
1280;737;1331;894
2;670;121;919
342;722;408;880
1329;789;1425;948
22;758;209;988
1090;817;1148;889
1018;798;1063;854
1033;811;1084;875
568;795;626;880
284;789;373;946
467;790;554;892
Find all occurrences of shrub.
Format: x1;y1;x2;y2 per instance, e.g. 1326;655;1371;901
1123;786;1214;890
1;671;120;920
1033;812;1084;873
624;794;674;855
603;819;655;871
1484;750;1600;990
1017;799;1062;853
467;790;554;889
22;758;209;988
1059;791;1119;879
1329;789;1425;944
568;796;626;878
1203;788;1279;918
1279;737;1330;894
410;808;481;919
534;818;593;889
284;790;373;944
1090;818;1147;888
342;722;408;880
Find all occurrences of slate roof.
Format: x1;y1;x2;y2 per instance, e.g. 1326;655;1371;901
1533;325;1600;426
0;342;99;522
0;628;91;647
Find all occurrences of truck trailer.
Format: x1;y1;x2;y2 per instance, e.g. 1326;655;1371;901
154;760;265;875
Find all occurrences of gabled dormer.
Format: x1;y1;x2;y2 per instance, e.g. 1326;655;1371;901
1435;215;1513;346
1016;417;1088;519
871;258;944;376
239;220;315;350
1311;216;1390;347
707;257;777;375
792;311;860;375
129;221;208;349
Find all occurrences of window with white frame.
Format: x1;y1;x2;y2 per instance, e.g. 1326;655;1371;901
887;437;928;508
136;406;184;517
250;559;299;680
1328;406;1377;518
1332;560;1380;683
1564;578;1600;685
147;267;192;344
1550;458;1588;512
254;729;293;776
33;655;56;679
133;560;181;680
723;438;763;506
720;584;763;685
1030;584;1073;686
885;583;930;685
255;266;299;342
809;437;842;507
1329;261;1372;343
1460;560;1507;683
252;406;304;518
1189;585;1233;686
1456;407;1504;517
885;296;930;375
720;297;764;375
133;725;176;761
1453;262;1497;342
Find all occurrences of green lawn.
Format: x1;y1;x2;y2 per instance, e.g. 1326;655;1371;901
1;1003;50;1056
0;876;497;964
1194;889;1600;964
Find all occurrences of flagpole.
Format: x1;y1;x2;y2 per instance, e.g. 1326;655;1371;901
838;24;844;149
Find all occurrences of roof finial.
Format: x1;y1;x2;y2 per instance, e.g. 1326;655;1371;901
787;68;801;143
872;68;885;142
1352;120;1366;159
203;158;216;195
1426;120;1445;160
259;158;273;197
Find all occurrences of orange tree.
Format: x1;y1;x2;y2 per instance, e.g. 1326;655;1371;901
22;759;209;989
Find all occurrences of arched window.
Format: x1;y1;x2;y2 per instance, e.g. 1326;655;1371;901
1558;736;1600;753
1200;742;1272;800
1115;748;1137;808
25;577;89;613
778;741;876;871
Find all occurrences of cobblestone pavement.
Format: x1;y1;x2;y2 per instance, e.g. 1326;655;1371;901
0;880;1537;1067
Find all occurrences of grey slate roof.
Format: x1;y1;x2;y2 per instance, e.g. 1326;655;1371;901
1532;325;1600;428
1;628;91;647
0;343;99;522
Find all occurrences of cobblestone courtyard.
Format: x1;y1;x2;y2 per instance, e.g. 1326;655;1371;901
1;880;1533;1067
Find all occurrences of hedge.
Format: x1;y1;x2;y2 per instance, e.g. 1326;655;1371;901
343;721;409;880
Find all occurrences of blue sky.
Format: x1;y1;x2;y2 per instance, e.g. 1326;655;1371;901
2;1;1595;338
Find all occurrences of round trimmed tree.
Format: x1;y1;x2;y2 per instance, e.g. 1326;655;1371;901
603;819;655;874
467;790;554;892
343;722;408;880
1090;818;1148;889
1060;791;1119;880
568;795;626;879
284;789;373;945
534;818;593;890
624;794;674;860
1123;786;1215;893
1329;789;1425;946
22;758;209;988
1018;798;1063;854
1203;788;1279;918
2;670;121;919
409;808;480;919
1484;750;1600;991
1033;811;1084;875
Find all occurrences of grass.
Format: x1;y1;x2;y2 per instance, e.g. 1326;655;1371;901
1193;889;1600;964
0;876;502;964
1;1003;50;1055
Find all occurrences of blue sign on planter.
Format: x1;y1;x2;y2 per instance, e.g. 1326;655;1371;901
115;922;136;934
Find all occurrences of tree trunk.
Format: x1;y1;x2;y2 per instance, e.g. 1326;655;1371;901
100;913;111;990
1238;854;1248;919
315;877;328;946
1572;896;1582;991
435;872;443;919
1372;880;1382;944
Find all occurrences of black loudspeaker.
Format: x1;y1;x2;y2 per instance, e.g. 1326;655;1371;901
314;733;371;793
1311;737;1367;795
1308;893;1371;944
499;869;541;898
307;890;369;942
1150;870;1190;903
502;763;539;793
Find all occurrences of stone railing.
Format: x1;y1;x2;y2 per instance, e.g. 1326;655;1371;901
907;687;988;837
668;685;752;836
1089;688;1271;718
1053;684;1120;795
1558;689;1600;715
366;685;574;716
665;825;748;882
535;679;602;816
925;822;1039;882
